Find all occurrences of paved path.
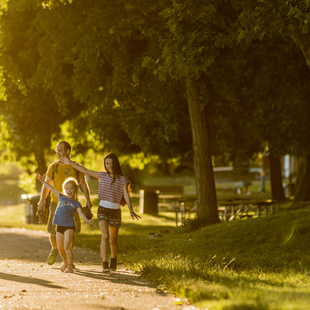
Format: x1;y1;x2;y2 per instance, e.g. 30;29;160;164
0;228;197;310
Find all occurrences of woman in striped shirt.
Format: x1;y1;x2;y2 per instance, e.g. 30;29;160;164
62;153;140;272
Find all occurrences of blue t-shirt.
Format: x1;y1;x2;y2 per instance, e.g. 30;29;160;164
53;194;82;227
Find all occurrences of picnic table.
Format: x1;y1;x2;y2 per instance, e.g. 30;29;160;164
134;186;278;225
218;199;278;221
174;198;278;225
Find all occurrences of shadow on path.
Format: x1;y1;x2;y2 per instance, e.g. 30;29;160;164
0;271;65;289
0;229;98;264
73;268;151;288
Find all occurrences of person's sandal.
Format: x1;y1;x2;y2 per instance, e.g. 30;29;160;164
47;249;58;265
102;261;109;273
64;265;74;273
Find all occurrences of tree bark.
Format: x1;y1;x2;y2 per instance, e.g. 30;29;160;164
185;76;219;225
294;156;310;202
290;32;310;202
269;150;285;201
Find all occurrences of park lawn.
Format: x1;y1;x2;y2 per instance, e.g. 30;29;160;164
79;206;310;310
0;177;24;206
1;203;310;309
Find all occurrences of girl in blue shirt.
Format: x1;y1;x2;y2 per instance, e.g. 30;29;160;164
37;173;92;273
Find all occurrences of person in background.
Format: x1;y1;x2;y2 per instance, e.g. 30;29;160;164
37;141;92;265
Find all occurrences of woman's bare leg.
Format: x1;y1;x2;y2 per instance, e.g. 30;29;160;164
99;220;109;262
109;225;119;258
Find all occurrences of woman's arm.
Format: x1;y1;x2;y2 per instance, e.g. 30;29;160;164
62;157;99;179
77;208;93;226
36;173;60;198
79;175;92;209
123;184;141;220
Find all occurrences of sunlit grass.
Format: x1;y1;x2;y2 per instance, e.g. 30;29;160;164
75;206;310;309
1;201;310;309
0;204;26;227
0;178;24;205
0;168;307;309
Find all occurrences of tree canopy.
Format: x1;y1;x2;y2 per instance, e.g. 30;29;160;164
1;0;310;222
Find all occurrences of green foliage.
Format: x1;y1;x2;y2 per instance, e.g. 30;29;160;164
24;0;192;159
2;0;310;216
0;0;62;172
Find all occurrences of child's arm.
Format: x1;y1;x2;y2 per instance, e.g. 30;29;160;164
61;157;99;179
36;173;60;198
77;208;93;226
123;184;141;220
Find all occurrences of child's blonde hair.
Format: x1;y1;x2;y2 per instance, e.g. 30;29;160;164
63;177;79;200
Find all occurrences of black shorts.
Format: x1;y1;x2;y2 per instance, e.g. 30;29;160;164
97;206;121;227
56;226;75;234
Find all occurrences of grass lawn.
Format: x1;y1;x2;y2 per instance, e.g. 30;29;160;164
1;201;310;309
0;177;24;206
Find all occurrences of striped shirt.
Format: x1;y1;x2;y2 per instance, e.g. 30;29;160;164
98;172;129;204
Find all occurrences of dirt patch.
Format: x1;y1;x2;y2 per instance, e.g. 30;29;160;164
0;228;197;310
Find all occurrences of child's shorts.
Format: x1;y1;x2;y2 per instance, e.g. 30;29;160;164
56;225;75;234
97;206;121;227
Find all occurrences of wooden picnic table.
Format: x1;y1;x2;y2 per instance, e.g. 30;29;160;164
218;199;277;221
164;197;278;225
134;188;278;225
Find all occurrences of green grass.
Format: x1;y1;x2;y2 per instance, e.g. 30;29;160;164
0;168;306;310
0;178;24;206
2;202;310;309
128;208;310;310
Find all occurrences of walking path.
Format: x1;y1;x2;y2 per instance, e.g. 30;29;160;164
0;227;197;310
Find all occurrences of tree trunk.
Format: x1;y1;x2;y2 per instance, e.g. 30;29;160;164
185;76;219;225
269;150;285;201
294;156;310;202
290;32;310;202
34;148;47;192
